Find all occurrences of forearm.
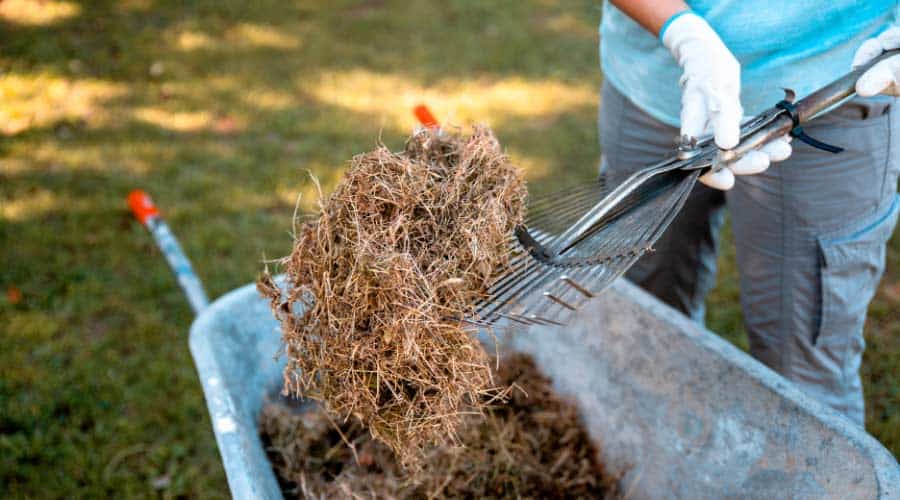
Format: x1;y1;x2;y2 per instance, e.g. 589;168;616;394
608;0;689;36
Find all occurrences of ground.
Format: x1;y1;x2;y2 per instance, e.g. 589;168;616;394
1;0;897;497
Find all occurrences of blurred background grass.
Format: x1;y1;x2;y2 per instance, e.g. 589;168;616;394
0;0;896;496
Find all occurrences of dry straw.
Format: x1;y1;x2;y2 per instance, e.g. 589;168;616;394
259;354;614;498
259;126;527;466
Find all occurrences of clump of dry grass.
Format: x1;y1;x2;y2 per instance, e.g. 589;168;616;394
259;354;616;499
259;126;527;466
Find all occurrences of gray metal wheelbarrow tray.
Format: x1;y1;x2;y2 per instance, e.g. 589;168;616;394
189;278;900;499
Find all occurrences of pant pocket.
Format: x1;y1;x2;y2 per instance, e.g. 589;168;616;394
815;195;900;367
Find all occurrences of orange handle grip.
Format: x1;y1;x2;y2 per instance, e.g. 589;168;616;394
413;104;439;129
127;189;160;225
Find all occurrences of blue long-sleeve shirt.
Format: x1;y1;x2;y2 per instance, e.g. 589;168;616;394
600;1;899;127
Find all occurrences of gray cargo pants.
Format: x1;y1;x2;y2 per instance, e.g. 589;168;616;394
600;82;900;426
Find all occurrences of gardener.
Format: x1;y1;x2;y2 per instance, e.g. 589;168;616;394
602;1;900;425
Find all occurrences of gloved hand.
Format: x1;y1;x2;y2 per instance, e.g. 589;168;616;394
662;12;792;190
852;26;900;97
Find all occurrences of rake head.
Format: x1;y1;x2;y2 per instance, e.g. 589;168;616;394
474;166;701;328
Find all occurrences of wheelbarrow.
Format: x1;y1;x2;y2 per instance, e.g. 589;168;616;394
128;185;899;499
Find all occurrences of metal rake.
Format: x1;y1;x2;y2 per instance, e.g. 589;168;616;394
472;48;900;328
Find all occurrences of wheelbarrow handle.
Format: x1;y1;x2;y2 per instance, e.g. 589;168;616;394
413;104;440;129
128;190;209;314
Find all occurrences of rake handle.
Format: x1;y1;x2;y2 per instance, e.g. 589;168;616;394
795;48;900;122
730;48;900;159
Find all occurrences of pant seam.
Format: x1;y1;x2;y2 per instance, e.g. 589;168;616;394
876;105;889;208
779;170;791;379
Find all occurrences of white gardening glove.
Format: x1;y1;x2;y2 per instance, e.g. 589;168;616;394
662;12;792;190
852;26;900;97
698;130;793;190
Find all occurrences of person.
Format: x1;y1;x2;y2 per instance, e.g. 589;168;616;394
601;0;900;426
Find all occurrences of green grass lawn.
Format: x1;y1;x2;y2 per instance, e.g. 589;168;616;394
1;0;897;496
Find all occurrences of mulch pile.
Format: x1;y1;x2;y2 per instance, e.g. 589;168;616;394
258;126;528;466
259;353;616;499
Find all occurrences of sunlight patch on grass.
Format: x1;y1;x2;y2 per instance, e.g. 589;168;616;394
0;0;80;26
170;76;294;112
305;70;597;130
243;89;296;111
228;23;301;50
173;24;300;53
133;107;216;133
175;31;218;52
1;188;58;222
3;141;163;177
0;74;127;135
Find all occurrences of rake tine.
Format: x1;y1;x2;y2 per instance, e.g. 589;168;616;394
528;315;566;327
545;190;646;258
478;267;533;311
483;171;681;325
527;192;605;229
552;162;679;256
527;185;602;220
523;179;687;265
495;254;529;275
529;267;600;320
543;291;577;311
499;313;537;325
478;266;546;311
515;230;557;253
487;269;558;318
459;317;493;328
475;272;538;318
566;267;599;305
566;172;691;265
557;169;691;257
576;265;603;291
526;181;600;211
480;266;555;319
487;252;628;326
527;184;601;213
561;275;595;298
514;227;557;247
481;260;541;306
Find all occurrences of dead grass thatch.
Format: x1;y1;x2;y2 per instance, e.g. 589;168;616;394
258;126;527;466
259;353;615;499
